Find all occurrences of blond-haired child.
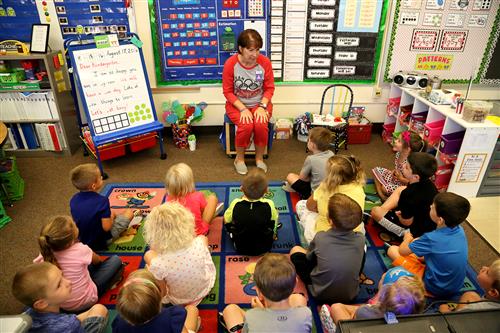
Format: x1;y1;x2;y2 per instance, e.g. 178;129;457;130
112;269;200;332
440;259;500;312
296;154;366;243
321;274;425;332
283;127;334;199
224;168;279;255
165;163;219;235
12;262;108;333
70;163;134;250
222;253;312;332
33;215;123;311
143;202;216;305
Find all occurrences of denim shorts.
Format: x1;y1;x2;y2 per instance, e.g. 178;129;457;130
82;316;108;333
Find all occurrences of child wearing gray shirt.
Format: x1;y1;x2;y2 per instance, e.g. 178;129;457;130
221;253;312;333
283;127;334;199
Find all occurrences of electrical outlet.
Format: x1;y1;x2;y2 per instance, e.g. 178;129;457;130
373;86;382;98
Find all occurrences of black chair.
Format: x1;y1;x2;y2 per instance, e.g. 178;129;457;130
311;84;354;154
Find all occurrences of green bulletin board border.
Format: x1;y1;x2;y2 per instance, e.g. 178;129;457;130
477;5;500;84
149;0;389;86
384;0;500;84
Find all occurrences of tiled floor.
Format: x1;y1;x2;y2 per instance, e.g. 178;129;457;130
467;197;500;252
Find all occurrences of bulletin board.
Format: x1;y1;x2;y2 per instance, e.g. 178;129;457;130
478;6;500;85
384;0;500;84
150;0;389;85
0;0;40;42
68;41;162;146
52;0;131;39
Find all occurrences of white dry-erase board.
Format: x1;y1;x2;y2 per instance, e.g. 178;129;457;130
69;41;162;146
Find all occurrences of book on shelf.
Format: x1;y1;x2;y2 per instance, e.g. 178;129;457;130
0;91;59;121
5;122;66;151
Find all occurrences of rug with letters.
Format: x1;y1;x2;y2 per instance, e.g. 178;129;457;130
96;181;481;333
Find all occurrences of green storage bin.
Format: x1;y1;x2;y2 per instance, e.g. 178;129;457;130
0;157;24;203
0;69;25;83
0;199;12;229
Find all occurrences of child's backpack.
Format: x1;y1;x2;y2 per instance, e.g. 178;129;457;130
225;200;276;256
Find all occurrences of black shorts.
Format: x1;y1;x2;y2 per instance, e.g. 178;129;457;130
291;179;312;199
290;252;315;285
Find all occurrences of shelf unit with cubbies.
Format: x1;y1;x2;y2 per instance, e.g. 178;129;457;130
383;84;500;198
0;52;79;156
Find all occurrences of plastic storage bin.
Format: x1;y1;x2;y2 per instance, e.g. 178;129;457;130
382;123;396;143
424;119;445;146
440;131;465;154
435;167;453;190
348;123;372;144
0;157;25;203
127;133;157;152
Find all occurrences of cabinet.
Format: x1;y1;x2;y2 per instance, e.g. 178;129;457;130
383;84;500;198
0;52;79;156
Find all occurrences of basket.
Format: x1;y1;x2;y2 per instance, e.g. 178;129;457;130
172;123;191;149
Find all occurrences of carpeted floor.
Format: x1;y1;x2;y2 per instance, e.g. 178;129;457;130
92;181;482;333
0;130;498;316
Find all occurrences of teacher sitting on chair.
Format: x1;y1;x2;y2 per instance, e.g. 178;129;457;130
223;29;275;175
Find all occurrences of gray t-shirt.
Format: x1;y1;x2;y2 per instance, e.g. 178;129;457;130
306;228;365;303
461;300;500;311
301;150;334;190
243;307;312;333
355;304;384;319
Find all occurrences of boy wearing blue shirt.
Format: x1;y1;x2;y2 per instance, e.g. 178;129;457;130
387;192;470;298
70;163;133;251
12;262;108;333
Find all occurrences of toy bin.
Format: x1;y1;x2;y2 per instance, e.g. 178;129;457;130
0;157;25;203
439;131;465;154
127;132;157;152
382;123;396;143
435;167;453;190
423;119;445;146
348;123;372;144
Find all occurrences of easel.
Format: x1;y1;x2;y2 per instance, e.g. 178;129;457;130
65;34;166;179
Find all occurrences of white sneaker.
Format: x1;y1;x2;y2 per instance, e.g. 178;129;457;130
282;182;296;192
320;304;337;333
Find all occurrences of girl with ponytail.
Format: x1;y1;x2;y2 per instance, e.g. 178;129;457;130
34;215;123;311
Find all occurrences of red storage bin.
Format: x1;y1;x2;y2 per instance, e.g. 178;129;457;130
83;129;126;161
439;131;465;154
382;123;396;143
348;123;372;144
435;165;453;190
127;133;157;152
424;119;445;146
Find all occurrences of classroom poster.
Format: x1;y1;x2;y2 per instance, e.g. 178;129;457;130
53;0;130;38
385;0;500;83
153;0;269;82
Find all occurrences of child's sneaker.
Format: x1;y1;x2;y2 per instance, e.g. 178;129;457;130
215;202;225;216
282;181;296;192
320;304;336;333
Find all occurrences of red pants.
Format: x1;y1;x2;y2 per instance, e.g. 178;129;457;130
225;102;273;148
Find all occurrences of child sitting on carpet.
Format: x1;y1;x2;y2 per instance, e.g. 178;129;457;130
440;259;500;312
221;253;312;332
290;193;365;304
143;202;216;305
70;163;134;251
283;127;334;199
296;154;365;243
387;192;470;299
224;168;279;255
12;262;108;333
165;163;219;235
321;273;425;332
371;152;438;238
372;131;427;201
33;216;123;312
112;269;200;333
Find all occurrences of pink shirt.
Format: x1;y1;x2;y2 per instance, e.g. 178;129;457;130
34;242;97;311
166;191;209;235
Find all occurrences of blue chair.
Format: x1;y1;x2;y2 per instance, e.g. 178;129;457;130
219;113;274;159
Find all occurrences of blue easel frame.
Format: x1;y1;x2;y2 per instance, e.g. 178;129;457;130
65;34;167;178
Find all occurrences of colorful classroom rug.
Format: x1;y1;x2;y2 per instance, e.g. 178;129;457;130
96;180;481;333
